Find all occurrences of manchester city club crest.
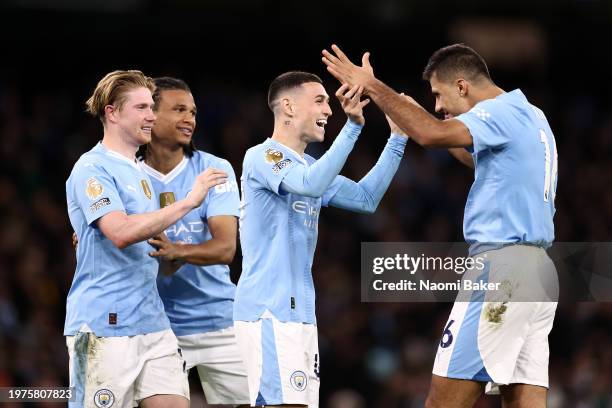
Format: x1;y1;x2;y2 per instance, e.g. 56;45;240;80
93;388;115;407
290;370;307;391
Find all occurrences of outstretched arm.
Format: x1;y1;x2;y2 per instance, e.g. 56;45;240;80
326;116;408;213
322;45;472;148
280;84;369;197
98;168;227;249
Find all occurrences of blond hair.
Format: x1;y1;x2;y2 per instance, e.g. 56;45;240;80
85;70;155;123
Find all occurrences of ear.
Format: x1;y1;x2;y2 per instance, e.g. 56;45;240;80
280;97;294;117
457;79;469;97
104;104;118;123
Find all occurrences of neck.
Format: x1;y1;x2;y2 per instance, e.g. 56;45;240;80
271;118;307;156
471;83;505;106
144;142;185;175
101;127;139;161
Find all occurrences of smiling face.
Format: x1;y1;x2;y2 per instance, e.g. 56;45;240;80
290;82;332;143
112;87;156;145
151;89;197;149
429;71;472;119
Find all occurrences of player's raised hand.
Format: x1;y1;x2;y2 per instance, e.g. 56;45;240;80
322;44;375;88
186;167;228;209
336;84;370;126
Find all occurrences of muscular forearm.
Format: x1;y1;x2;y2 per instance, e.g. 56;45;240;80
366;79;454;147
173;239;236;266
101;199;194;249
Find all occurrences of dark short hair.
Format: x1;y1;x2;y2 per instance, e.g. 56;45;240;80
422;44;491;84
139;76;196;159
152;77;191;107
267;71;323;112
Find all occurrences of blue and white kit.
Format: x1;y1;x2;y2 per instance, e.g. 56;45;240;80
142;150;250;405
433;90;559;393
65;142;187;407
235;120;407;406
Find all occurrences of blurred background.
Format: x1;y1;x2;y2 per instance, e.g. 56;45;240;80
0;0;611;407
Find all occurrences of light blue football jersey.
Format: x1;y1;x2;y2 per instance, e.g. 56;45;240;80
65;143;170;336
234;139;347;324
456;89;558;255
141;151;240;336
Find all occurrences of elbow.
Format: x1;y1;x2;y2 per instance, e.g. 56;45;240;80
300;178;328;198
361;204;377;215
98;214;134;249
419;138;436;148
105;228;135;249
414;123;448;148
416;133;440;148
359;198;379;215
219;242;237;265
111;236;131;250
303;185;327;198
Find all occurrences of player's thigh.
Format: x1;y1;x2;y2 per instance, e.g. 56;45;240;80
182;327;249;405
234;320;264;406
505;302;556;391
67;332;138;408
500;383;547;408
139;394;188;408
425;374;483;408
431;299;531;384
272;319;320;407
133;329;190;405
234;319;319;407
434;260;545;386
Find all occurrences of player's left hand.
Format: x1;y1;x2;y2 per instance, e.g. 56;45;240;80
336;83;370;125
322;44;375;89
148;233;185;262
72;232;78;250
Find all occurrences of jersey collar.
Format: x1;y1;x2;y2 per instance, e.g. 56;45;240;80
265;138;307;165
140;156;188;184
97;142;141;170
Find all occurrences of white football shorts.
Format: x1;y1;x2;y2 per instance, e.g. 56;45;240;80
177;325;250;405
234;315;320;407
432;245;558;393
66;328;189;407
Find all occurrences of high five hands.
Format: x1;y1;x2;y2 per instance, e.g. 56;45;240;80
322;44;376;90
335;84;370;126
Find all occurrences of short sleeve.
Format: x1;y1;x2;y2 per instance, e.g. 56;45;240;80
248;146;299;195
70;161;125;225
202;159;241;218
455;99;511;153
